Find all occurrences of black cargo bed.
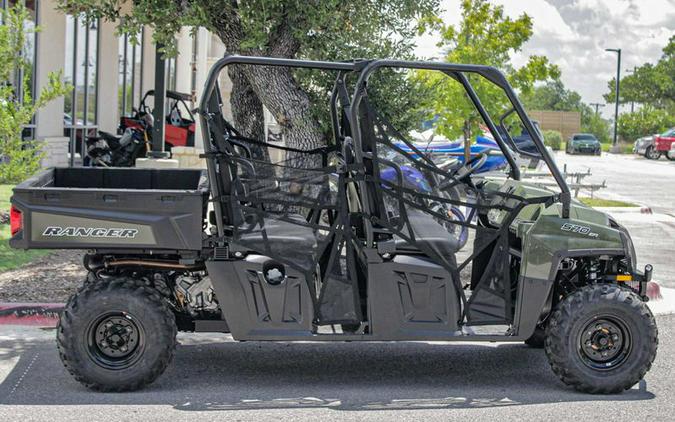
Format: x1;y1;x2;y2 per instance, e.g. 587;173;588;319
10;167;208;252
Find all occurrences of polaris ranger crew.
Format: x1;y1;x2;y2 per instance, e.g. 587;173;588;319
8;56;657;393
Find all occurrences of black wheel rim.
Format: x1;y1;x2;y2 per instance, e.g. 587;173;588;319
86;312;145;370
577;316;632;371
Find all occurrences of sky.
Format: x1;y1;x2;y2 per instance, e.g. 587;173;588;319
414;0;675;118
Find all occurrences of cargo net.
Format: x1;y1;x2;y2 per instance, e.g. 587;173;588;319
214;135;342;276
359;98;552;324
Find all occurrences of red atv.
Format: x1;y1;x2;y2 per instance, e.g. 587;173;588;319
120;90;196;152
653;127;675;160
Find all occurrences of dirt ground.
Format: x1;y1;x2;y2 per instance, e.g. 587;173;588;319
0;250;85;302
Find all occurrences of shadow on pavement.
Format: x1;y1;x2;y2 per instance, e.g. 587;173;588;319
0;330;655;412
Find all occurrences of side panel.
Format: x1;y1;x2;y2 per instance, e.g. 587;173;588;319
206;256;315;340
368;255;461;338
520;214;624;281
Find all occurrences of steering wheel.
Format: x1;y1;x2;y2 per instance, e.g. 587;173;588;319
452;152;487;181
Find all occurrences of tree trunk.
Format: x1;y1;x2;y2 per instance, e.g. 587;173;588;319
227;64;269;161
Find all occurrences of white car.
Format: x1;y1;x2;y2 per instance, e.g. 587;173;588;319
633;135;657;158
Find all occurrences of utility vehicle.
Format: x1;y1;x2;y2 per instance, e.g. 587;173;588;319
8;56;657;394
120;90;197;151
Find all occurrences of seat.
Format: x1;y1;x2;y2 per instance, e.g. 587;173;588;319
239;214;317;251
394;208;460;263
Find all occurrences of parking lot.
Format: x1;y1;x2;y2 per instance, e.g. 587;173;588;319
0;151;674;421
554;151;675;288
0;314;674;422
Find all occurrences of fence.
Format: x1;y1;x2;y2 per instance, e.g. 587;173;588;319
528;110;581;141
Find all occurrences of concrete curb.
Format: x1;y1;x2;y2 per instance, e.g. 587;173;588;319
0;303;63;327
647;287;675;317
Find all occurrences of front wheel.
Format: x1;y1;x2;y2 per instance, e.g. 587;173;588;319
545;284;658;394
666;150;675;161
57;277;177;391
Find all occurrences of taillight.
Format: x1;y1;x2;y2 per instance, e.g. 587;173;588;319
10;205;22;236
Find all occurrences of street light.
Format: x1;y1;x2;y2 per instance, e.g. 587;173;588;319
605;48;621;151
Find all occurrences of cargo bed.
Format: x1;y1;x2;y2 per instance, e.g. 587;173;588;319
9;167;208;252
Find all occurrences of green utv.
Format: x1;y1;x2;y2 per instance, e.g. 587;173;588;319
8;56;657;393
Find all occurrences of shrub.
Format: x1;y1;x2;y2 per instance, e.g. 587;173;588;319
617;107;674;143
542;130;563;150
0;3;70;184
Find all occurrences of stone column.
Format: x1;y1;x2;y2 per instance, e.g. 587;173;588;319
34;0;68;167
96;19;120;133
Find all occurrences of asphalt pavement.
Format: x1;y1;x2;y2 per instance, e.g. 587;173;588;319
554;151;675;213
0;315;673;421
555;151;675;288
0;151;673;421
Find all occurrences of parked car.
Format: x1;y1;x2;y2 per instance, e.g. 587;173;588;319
654;127;675;161
633;135;656;158
566;133;601;155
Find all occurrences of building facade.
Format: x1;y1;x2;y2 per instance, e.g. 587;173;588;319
10;0;235;168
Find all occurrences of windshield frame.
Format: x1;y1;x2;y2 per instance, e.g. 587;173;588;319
348;59;571;218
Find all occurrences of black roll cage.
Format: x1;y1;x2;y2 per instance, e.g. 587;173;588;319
198;55;572;240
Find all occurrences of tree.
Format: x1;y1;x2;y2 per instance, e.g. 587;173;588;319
0;3;70;183
617;106;674;143
59;0;440;152
583;112;610;144
521;78;583;111
522;78;610;144
604;36;674;112
416;0;559;144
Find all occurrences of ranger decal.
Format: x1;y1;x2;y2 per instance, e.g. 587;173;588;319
42;226;139;238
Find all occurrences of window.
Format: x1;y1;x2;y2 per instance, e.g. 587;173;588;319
2;0;39;140
64;14;99;165
118;29;144;117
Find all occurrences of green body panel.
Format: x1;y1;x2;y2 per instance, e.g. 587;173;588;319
482;179;626;281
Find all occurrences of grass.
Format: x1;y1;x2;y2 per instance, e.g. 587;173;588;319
578;197;639;208
0;184;12;210
0;184;51;272
600;142;634;154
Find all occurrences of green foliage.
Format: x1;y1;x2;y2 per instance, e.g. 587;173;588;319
582;112;610;144
542;130;562;150
604;36;674;112
60;0;440;142
617;106;674;142
0;3;71;184
417;0;559;141
0;184;51;272
521;78;583;111
521;77;611;144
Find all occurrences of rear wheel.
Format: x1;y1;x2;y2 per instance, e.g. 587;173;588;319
57;277;177;391
666;150;675;161
545;284;657;394
645;145;661;160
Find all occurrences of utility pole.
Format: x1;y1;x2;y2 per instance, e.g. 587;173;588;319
590;103;605;114
605;48;621;152
625;66;637;112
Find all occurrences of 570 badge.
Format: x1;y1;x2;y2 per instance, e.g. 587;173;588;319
560;223;599;238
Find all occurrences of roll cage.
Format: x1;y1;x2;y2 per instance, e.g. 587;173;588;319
197;55;573;337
